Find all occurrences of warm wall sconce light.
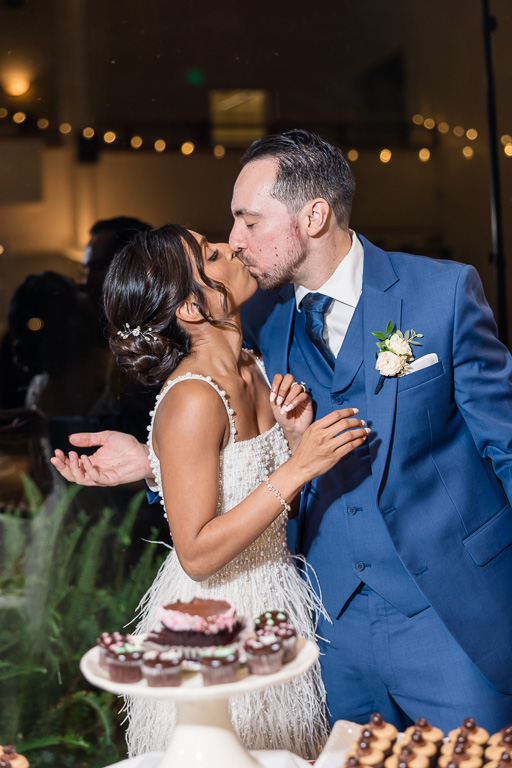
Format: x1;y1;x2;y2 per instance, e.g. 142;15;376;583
1;73;31;97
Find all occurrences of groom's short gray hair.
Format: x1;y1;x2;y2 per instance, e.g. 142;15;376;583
240;129;355;229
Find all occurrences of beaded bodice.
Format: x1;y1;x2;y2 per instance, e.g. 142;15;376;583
146;364;292;579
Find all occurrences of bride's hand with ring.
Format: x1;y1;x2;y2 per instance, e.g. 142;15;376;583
270;373;313;451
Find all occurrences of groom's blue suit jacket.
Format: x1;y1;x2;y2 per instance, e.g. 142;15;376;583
241;236;512;694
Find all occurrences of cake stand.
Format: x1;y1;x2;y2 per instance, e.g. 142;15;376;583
80;637;318;768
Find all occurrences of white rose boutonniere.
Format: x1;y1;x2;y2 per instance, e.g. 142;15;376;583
372;320;423;394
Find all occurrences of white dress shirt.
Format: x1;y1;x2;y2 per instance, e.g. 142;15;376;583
295;232;364;358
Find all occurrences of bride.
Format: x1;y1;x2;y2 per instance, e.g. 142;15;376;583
52;224;368;759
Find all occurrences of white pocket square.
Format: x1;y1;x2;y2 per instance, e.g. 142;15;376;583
405;353;439;375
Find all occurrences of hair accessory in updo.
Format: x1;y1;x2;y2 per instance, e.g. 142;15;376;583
117;322;157;342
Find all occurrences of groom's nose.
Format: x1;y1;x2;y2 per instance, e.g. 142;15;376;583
228;220;244;253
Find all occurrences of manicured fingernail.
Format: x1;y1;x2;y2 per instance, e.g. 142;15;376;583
269;391;276;403
365;427;371;433
280;405;287;414
352;408;359;414
276;395;284;406
361;420;366;426
285;403;295;412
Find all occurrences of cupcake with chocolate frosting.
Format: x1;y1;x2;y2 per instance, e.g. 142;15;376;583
244;635;284;675
200;647;238;685
254;610;289;630
142;650;182;687
256;622;297;663
96;631;127;670
106;640;144;683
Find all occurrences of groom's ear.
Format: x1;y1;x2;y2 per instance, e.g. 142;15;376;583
303;198;330;236
176;299;203;324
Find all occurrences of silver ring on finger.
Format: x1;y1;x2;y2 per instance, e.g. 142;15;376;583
299;381;307;393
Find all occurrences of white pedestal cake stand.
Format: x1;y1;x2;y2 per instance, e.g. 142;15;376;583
80;637;318;768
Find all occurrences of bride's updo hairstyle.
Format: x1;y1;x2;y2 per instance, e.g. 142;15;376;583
103;224;230;386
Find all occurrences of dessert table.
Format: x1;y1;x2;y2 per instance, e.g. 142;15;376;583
81;638;319;768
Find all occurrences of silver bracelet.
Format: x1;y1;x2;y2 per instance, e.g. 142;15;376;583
264;475;291;515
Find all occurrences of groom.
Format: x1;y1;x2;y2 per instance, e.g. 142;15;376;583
55;130;512;731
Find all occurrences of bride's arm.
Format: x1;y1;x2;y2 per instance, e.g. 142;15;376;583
156;380;368;582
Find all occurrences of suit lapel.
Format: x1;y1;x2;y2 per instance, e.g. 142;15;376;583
359;237;402;499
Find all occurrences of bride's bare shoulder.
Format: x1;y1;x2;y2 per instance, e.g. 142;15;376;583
154;376;229;442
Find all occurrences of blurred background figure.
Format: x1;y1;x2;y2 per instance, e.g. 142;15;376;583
81;217;153;345
0;216;158;490
3;270;109;493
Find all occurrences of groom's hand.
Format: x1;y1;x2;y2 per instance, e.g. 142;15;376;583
50;430;153;487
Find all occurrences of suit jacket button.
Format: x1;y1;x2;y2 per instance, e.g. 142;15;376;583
335;395;345;404
347;506;357;516
355;561;365;572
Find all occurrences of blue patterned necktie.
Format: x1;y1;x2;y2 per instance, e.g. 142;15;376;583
300;292;335;368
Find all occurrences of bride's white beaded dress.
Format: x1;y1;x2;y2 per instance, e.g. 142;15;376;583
125;359;329;760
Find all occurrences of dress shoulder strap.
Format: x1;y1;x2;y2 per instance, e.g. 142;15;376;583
148;371;237;443
244;348;271;386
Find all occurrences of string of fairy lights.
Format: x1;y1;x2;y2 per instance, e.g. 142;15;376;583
1;104;512;162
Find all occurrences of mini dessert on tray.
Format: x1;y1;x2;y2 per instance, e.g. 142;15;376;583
105;640;145;683
486;732;512;761
142;650;182;687
441;734;484;758
244;635;284;675
96;631;129;670
399;729;439;761
357;726;393;756
199;647;239;686
346;738;386;768
437;744;483;768
490;727;512;748
254;609;289;629
367;713;398;744
485;751;512;768
404;718;444;746
0;745;29;768
384;745;430;768
256;622;298;663
448;719;489;747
